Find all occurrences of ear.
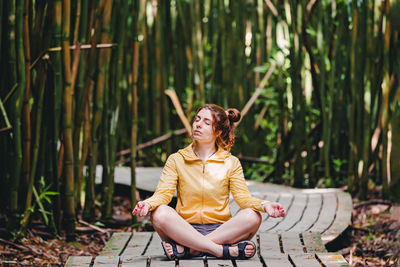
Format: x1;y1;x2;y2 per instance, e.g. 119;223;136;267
215;130;222;137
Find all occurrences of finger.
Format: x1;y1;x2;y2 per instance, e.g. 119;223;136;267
142;208;148;217
268;208;276;217
138;209;144;217
140;208;148;217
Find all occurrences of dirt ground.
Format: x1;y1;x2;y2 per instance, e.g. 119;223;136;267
0;195;399;266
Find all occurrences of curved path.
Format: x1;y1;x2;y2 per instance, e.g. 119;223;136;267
65;166;353;266
96;166;352;244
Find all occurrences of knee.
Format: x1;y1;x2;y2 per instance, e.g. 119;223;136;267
241;208;262;228
151;205;172;227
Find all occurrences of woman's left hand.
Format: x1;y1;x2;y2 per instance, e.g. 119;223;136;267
263;202;285;218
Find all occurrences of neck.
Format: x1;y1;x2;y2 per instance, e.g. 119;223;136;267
193;142;217;161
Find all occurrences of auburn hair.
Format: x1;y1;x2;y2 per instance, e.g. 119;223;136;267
193;104;241;150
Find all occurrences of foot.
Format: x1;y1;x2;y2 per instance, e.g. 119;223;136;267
161;241;190;259
228;242;255;258
163;242;185;256
220;240;256;259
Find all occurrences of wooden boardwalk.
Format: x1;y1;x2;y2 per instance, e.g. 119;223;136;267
65;167;353;266
66;231;350;266
96;167;352;244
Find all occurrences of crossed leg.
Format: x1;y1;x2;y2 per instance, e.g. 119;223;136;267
151;205;262;258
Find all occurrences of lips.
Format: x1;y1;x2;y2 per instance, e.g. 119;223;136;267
193;130;201;135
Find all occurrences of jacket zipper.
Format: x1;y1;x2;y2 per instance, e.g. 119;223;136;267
201;161;205;224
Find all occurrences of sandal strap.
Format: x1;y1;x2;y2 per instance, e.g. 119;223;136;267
222;244;231;259
237;240;256;259
169;240;179;257
237;241;247;259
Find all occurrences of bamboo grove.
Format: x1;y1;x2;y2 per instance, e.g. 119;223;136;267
0;0;399;238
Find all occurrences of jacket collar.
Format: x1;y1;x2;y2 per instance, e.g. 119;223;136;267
178;143;230;162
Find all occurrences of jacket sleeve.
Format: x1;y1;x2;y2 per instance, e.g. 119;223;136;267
229;157;266;213
144;155;178;211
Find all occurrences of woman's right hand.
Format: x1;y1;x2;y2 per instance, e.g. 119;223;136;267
132;201;151;217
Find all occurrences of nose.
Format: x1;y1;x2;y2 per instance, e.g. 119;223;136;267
194;120;202;128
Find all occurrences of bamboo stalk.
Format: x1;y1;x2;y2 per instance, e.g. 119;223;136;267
103;0;129;220
83;0;103;221
347;4;358;193
176;0;194;116
73;0;89;211
73;0;81;45
9;0;26;228
61;0;76;239
50;0;63;231
381;0;391;198
21;0;32;207
154;0;163;135
21;65;46;230
131;39;139;221
85;0;113;221
192;0;205;103
317;0;330;180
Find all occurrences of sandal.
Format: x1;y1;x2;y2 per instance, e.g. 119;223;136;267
161;240;190;260
222;240;256;260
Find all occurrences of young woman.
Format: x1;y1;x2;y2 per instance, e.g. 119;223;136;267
132;104;285;260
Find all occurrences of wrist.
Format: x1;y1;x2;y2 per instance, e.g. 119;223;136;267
261;201;269;212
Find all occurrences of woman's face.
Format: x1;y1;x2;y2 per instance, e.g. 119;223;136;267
192;109;219;143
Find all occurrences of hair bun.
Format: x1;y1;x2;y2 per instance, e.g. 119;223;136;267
226;108;241;123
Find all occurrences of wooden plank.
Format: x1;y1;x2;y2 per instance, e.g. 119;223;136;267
93;255;120;267
206;258;234;267
288;253;321;267
178;259;205;267
259;193;294;232
289;193;322;232
258;232;281;253
120;255;149;267
143;232;164;256
316;253;351;267
143;233;175;266
302;232;327;252
322;192;352;243
122;232;153;256
64;256;92;266
272;194;307;232
235;258;263;267
148;255;175;267
261;253;292;267
308;193;337;233
99;232;132;256
280;232;304;254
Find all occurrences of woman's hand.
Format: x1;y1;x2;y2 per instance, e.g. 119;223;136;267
132;201;152;217
263;202;285;218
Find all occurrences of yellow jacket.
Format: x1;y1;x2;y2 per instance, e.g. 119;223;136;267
145;144;265;224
